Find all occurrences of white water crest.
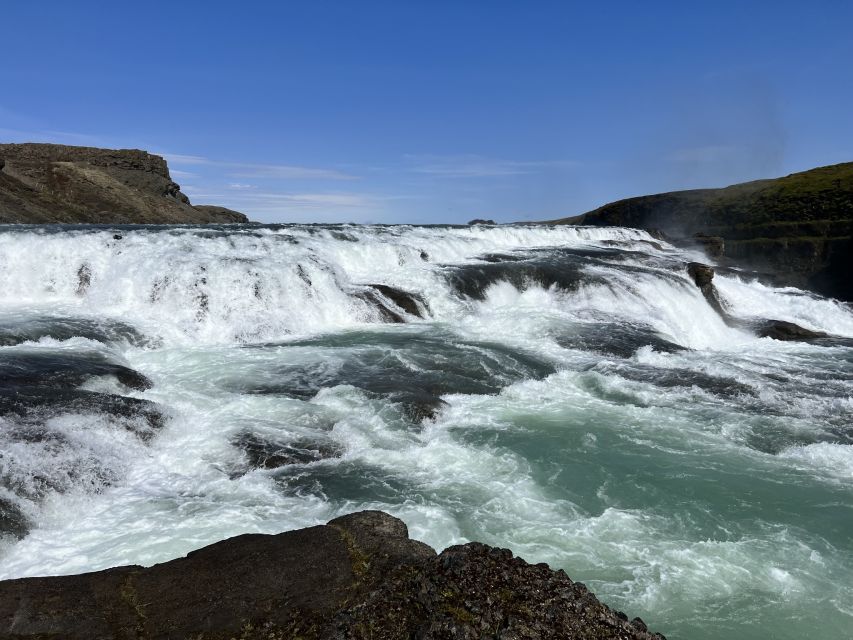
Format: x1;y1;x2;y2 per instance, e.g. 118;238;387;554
1;223;852;640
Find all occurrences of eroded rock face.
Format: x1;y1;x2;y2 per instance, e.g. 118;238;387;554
687;262;714;288
0;143;250;224
0;511;665;639
686;262;729;319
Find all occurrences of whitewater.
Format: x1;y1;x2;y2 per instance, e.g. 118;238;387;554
0;223;851;639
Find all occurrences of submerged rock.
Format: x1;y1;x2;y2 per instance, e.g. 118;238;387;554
0;511;664;639
233;432;343;471
756;319;829;342
366;283;428;318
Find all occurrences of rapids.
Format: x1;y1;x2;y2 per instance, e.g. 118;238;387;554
0;223;851;639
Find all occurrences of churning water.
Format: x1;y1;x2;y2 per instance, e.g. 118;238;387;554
0;224;851;639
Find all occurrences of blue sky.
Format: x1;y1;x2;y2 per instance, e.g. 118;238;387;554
2;1;851;223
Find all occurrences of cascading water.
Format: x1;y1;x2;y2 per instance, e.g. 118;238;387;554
0;223;851;640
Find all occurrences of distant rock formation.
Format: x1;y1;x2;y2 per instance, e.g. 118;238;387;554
0;511;664;639
550;163;853;301
0;143;249;224
468;218;496;225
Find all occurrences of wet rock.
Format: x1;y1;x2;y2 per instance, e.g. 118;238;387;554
234;432;343;470
75;264;92;295
366;284;428;318
0;498;29;540
0;316;148;347
467;218;495;225
756;319;828;342
0;511;664;640
354;289;406;323
0;351;152;391
686;262;729;319
0;388;166;437
555;322;683;358
687;262;714;288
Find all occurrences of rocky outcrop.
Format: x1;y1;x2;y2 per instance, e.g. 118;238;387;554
551;162;853;301
0;511;664;639
754;319;828;342
686;262;728;319
0;143;250;224
684;262;830;342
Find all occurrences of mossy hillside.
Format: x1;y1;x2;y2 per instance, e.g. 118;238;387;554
551;162;853;299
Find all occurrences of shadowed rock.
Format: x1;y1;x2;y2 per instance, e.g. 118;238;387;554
366;284;428;318
685;262;730;320
0;351;152;391
756;319;829;342
0;511;665;639
233;432;343;471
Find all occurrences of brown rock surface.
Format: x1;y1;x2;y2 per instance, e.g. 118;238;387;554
0;143;250;224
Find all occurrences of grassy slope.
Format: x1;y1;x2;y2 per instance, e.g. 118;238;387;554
551;163;853;299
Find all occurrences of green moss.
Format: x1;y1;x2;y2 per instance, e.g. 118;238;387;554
440;603;476;624
328;525;371;580
119;572;147;637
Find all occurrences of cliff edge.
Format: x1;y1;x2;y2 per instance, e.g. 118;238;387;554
550;163;853;300
0;511;663;639
0;143;249;224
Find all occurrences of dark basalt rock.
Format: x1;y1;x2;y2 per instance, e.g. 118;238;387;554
685;262;729;319
0;511;664;639
234;432;343;471
353;289;406;323
687;261;714;288
467;218;496;225
683;263;834;343
0;498;29;540
756;319;829;342
366;284;428;318
555;322;683;358
0;351;152;391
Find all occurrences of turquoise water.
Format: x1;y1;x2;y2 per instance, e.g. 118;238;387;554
0;224;851;639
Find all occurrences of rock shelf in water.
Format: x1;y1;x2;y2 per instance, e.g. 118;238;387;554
0;511;664;639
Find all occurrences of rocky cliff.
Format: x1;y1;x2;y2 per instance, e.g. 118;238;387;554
0;511;663;639
552;163;853;301
0;143;249;224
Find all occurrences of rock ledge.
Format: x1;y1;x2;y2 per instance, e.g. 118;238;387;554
0;511;664;639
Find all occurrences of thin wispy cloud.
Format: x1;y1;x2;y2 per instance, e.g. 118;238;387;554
161;153;358;180
406;154;578;178
169;169;199;179
189;189;402;212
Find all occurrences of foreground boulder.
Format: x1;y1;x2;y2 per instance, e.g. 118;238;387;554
0;511;664;639
0;143;250;224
